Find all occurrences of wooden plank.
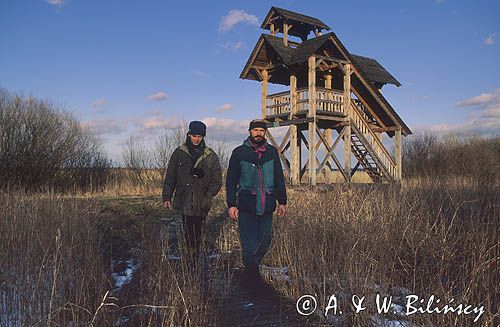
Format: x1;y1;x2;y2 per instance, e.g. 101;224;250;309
343;64;352;183
373;126;401;133
289;74;300;185
283;23;289;46
266;117;313;128
279;129;291;153
324;74;332;183
314;54;349;65
351;89;387;129
261;70;268;118
317;128;347;179
395;127;402;181
266;130;290;176
308;56;317;186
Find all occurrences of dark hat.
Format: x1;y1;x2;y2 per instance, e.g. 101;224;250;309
188;121;206;136
248;119;267;131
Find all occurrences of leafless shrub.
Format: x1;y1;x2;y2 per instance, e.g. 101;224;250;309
403;132;500;184
0;87;110;192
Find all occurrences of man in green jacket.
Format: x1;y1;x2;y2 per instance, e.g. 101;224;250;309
226;119;287;288
162;121;222;262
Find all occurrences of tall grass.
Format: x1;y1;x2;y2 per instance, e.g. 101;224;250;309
0;193;113;325
266;181;499;325
1;134;498;325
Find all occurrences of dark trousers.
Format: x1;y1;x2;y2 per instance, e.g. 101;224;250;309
182;215;205;261
238;211;273;277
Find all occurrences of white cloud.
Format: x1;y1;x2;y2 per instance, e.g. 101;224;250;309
219;9;259;32
421;89;500;136
456;92;497;107
222;41;243;50
484;33;496;46
201;117;250;141
215;103;233;113
91;98;108;108
146;91;168;101
46;0;64;4
457;89;500;109
81;118;128;136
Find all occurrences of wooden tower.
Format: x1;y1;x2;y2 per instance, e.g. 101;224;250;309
240;7;412;185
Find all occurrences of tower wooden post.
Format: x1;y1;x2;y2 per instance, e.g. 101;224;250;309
324;74;333;184
290;74;300;185
308;56;317;186
395;126;402;181
343;64;352;183
261;70;268;119
283;23;289;46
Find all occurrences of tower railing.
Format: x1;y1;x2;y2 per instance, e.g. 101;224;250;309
266;88;344;117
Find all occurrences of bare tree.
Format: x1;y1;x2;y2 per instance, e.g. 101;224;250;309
0;87;110;192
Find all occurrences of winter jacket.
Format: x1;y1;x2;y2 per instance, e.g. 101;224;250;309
226;138;287;215
162;144;222;216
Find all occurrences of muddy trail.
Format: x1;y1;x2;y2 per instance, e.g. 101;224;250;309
96;195;315;326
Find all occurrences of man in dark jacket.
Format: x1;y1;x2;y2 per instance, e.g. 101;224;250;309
226;119;287;286
162;121;222;262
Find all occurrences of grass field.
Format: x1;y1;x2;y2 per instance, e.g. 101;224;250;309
1;176;498;326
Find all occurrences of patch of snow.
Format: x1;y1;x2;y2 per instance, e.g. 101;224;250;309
260;265;290;283
391;303;405;316
167;254;181;261
243;302;254;309
112;259;138;291
371;317;409;327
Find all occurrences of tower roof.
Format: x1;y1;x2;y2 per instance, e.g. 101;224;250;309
261;7;330;39
241;33;401;88
240;32;411;136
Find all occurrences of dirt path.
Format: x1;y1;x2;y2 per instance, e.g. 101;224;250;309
97;195;316;326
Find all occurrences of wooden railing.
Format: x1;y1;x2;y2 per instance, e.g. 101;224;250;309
266;88;344;116
316;87;344;113
266;90;290;116
266;87;397;181
350;99;397;179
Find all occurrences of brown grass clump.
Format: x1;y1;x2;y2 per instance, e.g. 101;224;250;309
264;180;499;325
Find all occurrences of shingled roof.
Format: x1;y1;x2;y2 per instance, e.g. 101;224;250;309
261;7;330;39
350;54;401;87
262;34;293;63
240;32;411;135
243;33;401;88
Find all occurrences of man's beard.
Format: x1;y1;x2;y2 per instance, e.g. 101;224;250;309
251;135;266;145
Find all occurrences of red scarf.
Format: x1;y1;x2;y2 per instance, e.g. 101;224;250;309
248;137;267;159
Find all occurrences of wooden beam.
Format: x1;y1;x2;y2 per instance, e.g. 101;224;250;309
290;74;300;185
261;70;268;118
270;23;276;35
351;89;387;129
324;74;333;183
279;129;290;153
266;117;313;128
266;130;290;176
314;54;349;65
317;128;347;179
395;127;402;181
283;23;289;47
315;58;324;69
343;64;352;183
308;56;317;186
373;126;401;133
299;131;309;180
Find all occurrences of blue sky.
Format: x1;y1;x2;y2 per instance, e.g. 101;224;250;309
1;0;499;162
